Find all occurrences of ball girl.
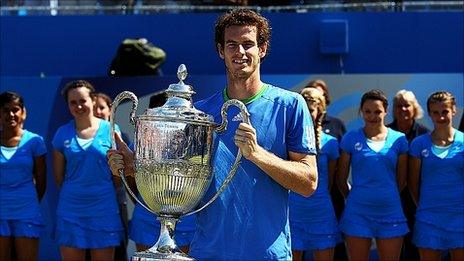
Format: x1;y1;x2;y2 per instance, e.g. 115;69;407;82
52;80;123;260
0;91;47;261
289;88;341;261
337;89;409;260
409;91;463;260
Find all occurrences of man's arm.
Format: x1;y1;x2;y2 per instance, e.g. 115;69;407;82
234;123;318;197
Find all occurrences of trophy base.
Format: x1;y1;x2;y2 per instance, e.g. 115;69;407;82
132;250;195;261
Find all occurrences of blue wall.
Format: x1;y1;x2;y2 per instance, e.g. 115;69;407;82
1;11;463;77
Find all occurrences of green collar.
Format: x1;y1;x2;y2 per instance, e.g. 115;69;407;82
222;84;268;105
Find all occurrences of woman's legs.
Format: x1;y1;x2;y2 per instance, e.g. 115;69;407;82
136;243;150;251
90;247;115;261
61;246;85;261
313;248;335;261
0;236;12;261
418;248;441;261
376;237;403;261
450;248;464;261
15;237;39;261
345;236;371;260
292;250;304;261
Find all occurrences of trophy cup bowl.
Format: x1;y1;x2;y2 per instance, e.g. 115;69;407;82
110;65;250;260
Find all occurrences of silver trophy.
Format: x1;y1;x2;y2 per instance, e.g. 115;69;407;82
110;64;250;260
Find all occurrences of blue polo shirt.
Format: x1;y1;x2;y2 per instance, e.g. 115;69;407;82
0;130;46;219
189;84;316;260
409;130;464;231
340;128;408;222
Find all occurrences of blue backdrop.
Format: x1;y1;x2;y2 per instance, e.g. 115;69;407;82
1;11;463;77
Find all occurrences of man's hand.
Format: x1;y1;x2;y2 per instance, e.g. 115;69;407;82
234;122;261;160
107;132;135;177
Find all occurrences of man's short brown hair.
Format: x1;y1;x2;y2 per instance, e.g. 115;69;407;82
214;9;271;56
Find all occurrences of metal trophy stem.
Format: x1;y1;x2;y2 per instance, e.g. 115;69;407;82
132;217;191;261
110;64;250;261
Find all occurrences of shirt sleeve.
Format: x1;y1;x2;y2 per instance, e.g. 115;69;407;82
51;127;63;152
287;95;317;155
33;135;47;157
326;138;340;160
397;134;409;154
409;136;422;158
339;131;352;153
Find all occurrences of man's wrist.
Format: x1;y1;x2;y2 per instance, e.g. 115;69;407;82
247;145;265;163
124;164;136;177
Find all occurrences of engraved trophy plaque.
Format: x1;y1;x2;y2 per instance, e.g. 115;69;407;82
110;64;250;260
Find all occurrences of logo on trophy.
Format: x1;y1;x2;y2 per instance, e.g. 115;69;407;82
110;64;250;260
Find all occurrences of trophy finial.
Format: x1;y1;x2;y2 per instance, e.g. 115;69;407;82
177;64;187;82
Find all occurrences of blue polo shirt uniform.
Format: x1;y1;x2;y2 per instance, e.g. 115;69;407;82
189;84;316;260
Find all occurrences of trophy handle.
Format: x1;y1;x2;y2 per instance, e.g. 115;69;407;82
185;99;250;216
109;91;155;214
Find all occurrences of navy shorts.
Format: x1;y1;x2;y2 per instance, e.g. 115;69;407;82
55;215;123;249
291;221;341;251
413;220;464;250
0;218;43;238
340;214;408;239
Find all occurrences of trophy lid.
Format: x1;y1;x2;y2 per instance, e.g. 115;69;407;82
143;64;215;126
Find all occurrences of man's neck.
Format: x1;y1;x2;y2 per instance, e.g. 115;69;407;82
226;74;262;100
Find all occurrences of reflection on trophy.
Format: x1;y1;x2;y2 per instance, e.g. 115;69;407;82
110;64;250;260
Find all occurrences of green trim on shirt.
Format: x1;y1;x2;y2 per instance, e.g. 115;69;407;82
222;84;268;105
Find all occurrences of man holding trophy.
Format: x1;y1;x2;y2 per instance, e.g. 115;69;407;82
109;9;318;260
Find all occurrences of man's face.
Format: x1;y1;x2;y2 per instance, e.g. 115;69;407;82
218;25;267;79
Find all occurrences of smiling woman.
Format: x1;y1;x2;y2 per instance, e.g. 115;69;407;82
388;90;429;143
408;91;464;260
289;88;341;261
52;80;123;260
337;89;409;261
0;91;47;261
386;89;429;261
92;92;112;121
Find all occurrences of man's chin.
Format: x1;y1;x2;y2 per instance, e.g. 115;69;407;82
228;69;250;79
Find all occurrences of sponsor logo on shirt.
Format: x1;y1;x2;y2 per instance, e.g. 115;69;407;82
421;149;429;157
64;139;71;148
232;113;244;122
324;128;330;134
355;142;363;151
